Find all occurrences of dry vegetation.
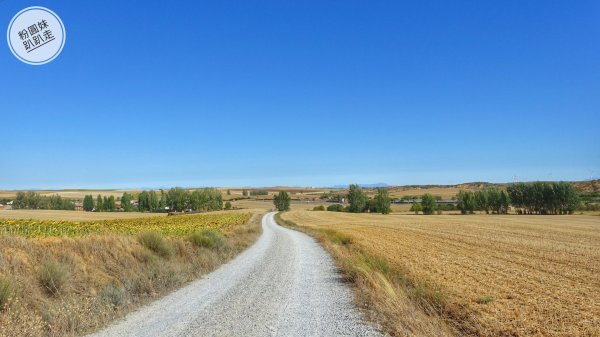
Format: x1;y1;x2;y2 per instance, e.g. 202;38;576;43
0;211;262;337
279;211;600;337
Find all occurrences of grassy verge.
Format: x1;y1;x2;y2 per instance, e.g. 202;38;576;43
275;212;462;337
0;212;262;337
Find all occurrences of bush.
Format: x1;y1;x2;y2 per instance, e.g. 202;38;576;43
190;230;227;250
138;232;174;258
100;283;127;308
0;277;14;309
39;261;70;296
313;205;325;211
224;201;232;210
327;204;345;212
410;203;422;214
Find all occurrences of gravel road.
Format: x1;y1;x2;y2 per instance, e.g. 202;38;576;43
87;212;382;337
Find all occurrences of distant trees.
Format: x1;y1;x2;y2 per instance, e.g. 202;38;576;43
224;201;232;210
410;202;422;214
374;188;391;214
456;190;476;214
121;192;133;212
421;194;437;215
456;188;509;214
507;182;579;215
249;190;268;196
83;195;94;211
320;191;345;203
13;191;75;210
96;195;103;211
273;191;291;211
327;204;345;212
455;182;580;215
348;184;368;213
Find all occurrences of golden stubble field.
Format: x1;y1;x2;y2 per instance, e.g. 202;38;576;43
281;211;600;337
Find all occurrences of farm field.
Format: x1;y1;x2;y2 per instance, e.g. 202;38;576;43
0;210;261;337
0;209;167;221
280;211;600;337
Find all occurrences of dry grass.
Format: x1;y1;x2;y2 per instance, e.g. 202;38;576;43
0;210;166;221
0;212;262;337
279;211;600;337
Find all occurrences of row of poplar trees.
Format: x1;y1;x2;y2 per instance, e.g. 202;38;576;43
82;187;223;212
457;182;579;215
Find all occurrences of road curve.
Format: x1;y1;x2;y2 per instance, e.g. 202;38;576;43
87;212;382;337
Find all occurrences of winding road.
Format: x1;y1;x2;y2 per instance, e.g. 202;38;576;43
88;212;382;337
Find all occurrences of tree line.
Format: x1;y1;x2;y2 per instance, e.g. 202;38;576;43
82;187;223;213
12;191;75;210
456;182;579;215
456;186;510;214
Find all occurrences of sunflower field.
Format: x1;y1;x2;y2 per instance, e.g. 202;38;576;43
0;212;251;238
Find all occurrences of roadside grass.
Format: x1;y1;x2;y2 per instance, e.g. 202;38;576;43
189;230;227;250
0;212;262;337
276;213;463;337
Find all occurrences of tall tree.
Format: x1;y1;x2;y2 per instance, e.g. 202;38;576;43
374;188;391;214
83;195;94;212
96;195;104;211
421;194;437;215
273;191;291;211
347;184;367;213
121;192;132;211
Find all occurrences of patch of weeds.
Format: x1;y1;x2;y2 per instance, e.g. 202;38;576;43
475;296;494;304
100;284;127;308
39;260;70;296
138;232;174;258
190;230;227;250
323;229;353;245
0;277;14;309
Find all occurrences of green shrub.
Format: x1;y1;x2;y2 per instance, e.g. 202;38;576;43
0;277;14;309
138;232;174;258
190;230;227;250
327;204;345;212
100;284;127;308
224;201;232;210
39;261;70;296
313;205;325;211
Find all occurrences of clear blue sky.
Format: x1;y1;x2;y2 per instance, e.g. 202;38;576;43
1;1;598;189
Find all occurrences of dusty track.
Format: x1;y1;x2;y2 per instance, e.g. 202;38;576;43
87;212;381;337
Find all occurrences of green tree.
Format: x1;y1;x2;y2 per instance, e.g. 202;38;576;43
83;195;94;212
421;194;437;215
374;188;391;214
224;201;232;210
148;191;159;212
121;192;132;211
96;195;104;211
273;191;291;211
347;184;367;213
410;202;422;214
456;190;475;214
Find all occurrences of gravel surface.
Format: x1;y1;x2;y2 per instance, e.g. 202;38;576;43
87;212;383;337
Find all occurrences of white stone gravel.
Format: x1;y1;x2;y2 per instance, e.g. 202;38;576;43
87;212;383;337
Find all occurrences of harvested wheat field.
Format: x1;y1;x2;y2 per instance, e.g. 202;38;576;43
280;211;600;337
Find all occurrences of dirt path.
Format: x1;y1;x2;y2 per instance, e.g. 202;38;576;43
87;212;382;337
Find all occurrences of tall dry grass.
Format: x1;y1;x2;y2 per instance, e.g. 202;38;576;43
0;212;262;337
